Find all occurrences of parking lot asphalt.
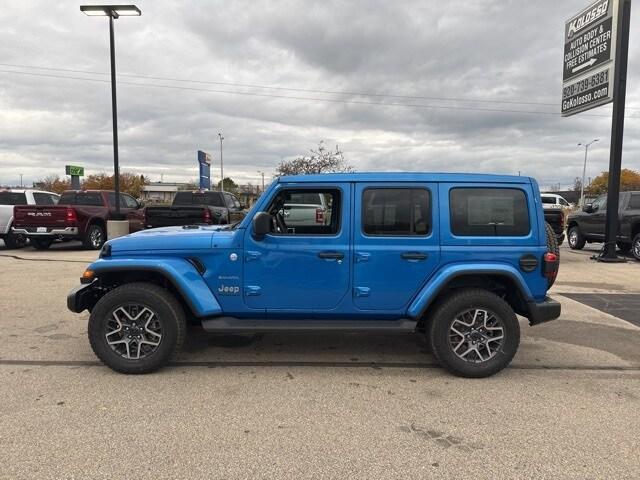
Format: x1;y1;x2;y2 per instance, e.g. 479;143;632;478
1;240;639;479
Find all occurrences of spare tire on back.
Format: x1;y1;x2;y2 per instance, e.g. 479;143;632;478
544;221;559;288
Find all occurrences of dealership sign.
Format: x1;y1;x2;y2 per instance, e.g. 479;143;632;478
197;150;212;190
561;0;620;116
65;165;85;176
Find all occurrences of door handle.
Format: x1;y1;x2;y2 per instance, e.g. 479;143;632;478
401;252;428;261
318;251;345;260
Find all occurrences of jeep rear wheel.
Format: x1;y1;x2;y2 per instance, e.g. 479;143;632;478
427;289;520;378
88;282;186;374
568;226;586;250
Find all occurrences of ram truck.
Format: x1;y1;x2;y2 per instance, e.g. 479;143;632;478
567;191;640;260
68;173;561;378
144;191;245;229
0;189;59;249
13;190;145;250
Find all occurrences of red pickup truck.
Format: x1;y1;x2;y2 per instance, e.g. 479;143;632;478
12;190;145;250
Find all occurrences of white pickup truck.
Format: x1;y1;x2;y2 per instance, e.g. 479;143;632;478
0;189;60;249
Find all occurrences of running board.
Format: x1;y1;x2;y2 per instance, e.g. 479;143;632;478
201;317;417;333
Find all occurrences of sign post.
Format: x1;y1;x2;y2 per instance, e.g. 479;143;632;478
65;165;85;190
561;0;631;261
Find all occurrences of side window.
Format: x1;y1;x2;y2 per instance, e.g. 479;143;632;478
33;193;56;206
232;196;241;209
450;188;530;236
223;193;235;209
628;194;640;210
362;188;430;236
592;195;607;211
268;189;340;235
121;194;138;209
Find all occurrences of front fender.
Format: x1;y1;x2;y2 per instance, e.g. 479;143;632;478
88;257;222;317
407;263;534;319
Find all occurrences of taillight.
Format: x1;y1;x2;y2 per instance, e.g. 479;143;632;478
202;209;212;224
543;252;559;282
315;208;324;224
66;208;77;223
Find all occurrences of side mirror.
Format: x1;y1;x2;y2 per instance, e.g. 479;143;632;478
583;203;594;213
252;212;272;239
137;200;145;209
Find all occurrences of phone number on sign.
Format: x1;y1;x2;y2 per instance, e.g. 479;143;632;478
563;70;609;98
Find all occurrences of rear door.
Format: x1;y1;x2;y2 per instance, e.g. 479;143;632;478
353;183;440;311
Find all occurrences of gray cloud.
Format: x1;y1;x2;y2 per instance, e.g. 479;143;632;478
1;0;639;190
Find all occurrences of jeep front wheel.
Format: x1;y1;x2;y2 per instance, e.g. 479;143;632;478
427;289;520;378
88;282;186;374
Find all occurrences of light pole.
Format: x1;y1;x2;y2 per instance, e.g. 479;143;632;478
257;171;265;193
577;139;598;207
218;133;224;192
80;4;141;217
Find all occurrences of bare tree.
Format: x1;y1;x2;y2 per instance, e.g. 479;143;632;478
276;141;353;176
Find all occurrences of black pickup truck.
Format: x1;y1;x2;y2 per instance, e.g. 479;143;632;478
145;191;246;228
566;191;640;260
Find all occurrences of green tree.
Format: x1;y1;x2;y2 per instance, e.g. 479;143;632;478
276;141;353;176
216;177;238;192
587;169;640;195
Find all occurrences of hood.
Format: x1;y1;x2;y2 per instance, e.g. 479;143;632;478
108;225;234;253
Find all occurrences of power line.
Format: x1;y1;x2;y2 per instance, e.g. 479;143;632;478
1;68;638;119
0;62;563;107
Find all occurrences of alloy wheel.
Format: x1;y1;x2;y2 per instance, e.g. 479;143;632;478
105;304;163;360
448;308;505;363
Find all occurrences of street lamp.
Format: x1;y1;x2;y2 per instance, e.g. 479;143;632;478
577;139;599;207
218;133;224;192
257;171;265;193
80;4;141;217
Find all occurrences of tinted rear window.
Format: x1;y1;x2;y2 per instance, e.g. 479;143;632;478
362;188;430;236
59;192;103;206
174;192;224;207
0;192;27;205
450;188;530;236
287;193;323;205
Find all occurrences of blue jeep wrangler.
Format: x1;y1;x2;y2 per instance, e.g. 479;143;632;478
68;173;561;377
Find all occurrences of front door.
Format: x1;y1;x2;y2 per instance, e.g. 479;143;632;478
243;183;351;313
353;183;440;312
583;194;607;239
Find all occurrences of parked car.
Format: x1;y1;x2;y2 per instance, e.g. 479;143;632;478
541;197;566;246
144;191;245;229
566;191;640;260
68;173;561;378
0;189;59;249
279;191;331;230
12;190;145;250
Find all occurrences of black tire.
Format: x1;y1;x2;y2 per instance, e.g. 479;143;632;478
617;241;632;254
83;223;105;250
544;221;559;288
567;225;586;250
3;229;27;249
32;238;53;250
427;289;520;378
632;234;640;261
88;282;186;374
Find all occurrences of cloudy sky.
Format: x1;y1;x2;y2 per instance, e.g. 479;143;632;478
1;0;639;191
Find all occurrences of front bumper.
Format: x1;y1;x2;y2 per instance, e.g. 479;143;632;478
527;296;561;326
13;226;79;237
67;282;99;313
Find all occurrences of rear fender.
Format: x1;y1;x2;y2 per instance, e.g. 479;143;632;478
88;257;222;317
407;263;534;319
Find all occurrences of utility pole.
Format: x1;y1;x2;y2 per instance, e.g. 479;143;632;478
578;139;598;207
218;133;224;192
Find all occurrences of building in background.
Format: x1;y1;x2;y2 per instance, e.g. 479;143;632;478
141;182;190;204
